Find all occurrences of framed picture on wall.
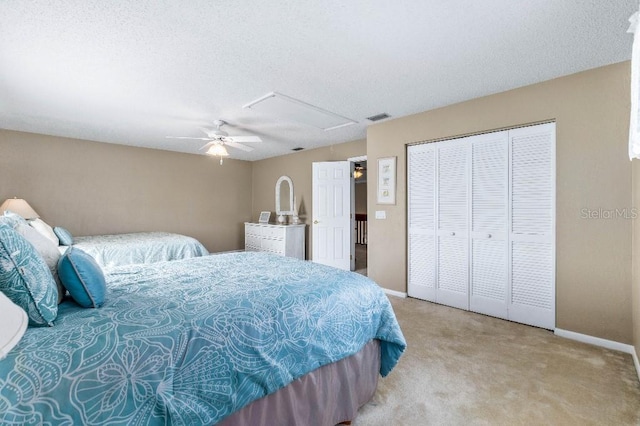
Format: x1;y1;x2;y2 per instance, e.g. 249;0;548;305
377;156;396;205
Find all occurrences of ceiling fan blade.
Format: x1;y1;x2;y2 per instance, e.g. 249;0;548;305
224;141;254;152
199;141;217;150
199;127;213;136
225;135;262;143
166;136;214;141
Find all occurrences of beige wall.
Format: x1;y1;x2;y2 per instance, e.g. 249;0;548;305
368;62;633;343
251;139;366;258
0;130;253;252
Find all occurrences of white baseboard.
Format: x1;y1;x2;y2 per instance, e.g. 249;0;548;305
383;288;407;298
554;328;640;384
554;328;634;354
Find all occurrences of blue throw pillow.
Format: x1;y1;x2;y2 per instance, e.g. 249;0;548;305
0;210;29;229
0;223;58;326
58;248;106;308
54;226;74;246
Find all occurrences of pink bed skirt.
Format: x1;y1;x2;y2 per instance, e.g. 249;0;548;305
218;339;381;426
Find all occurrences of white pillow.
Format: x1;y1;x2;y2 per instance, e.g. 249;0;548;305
29;218;59;246
16;222;64;304
0;291;28;360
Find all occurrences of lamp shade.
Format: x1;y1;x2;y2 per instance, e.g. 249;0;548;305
0;291;28;360
0;198;40;219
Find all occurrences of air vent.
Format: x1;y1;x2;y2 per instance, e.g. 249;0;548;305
292;147;304;151
366;113;390;122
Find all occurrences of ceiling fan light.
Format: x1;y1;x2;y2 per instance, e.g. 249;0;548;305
206;144;230;157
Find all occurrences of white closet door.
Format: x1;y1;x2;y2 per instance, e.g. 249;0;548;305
436;139;469;310
469;131;509;319
407;122;555;330
508;123;556;329
407;144;436;301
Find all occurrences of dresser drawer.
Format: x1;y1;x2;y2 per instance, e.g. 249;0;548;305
245;224;261;237
262;238;285;254
246;235;261;248
262;226;284;239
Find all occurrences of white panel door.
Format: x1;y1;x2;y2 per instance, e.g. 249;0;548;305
312;161;352;270
469;131;509;319
508;123;555;329
407;144;436;301
436;139;469;310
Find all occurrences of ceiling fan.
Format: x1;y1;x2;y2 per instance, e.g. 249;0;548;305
166;120;262;164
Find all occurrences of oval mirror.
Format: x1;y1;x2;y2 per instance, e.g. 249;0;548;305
275;176;294;216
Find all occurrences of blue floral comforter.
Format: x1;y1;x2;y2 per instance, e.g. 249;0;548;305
70;232;208;269
0;252;406;425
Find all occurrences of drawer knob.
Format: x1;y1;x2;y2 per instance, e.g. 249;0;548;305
313;220;319;224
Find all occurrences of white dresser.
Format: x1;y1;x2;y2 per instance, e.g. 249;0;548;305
244;223;306;260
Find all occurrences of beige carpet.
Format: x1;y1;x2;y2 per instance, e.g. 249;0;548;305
354;296;640;425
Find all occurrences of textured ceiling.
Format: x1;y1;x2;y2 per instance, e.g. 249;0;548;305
0;1;636;161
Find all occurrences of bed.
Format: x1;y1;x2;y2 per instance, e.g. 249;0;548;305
0;251;406;425
60;231;209;269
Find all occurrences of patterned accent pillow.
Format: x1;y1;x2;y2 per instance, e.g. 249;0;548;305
0;223;58;326
58;248;106;308
0;210;29;229
53;226;74;246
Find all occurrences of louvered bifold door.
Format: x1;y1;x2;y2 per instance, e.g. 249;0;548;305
407;144;436;301
436;139;469;310
508;123;556;329
469;131;509;319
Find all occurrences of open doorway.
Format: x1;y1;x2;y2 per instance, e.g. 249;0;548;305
350;156;367;276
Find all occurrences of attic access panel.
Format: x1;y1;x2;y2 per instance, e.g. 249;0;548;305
243;92;357;131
